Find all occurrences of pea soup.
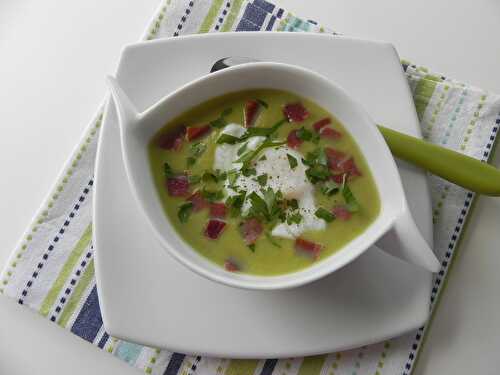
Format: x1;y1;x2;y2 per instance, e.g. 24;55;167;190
149;89;380;275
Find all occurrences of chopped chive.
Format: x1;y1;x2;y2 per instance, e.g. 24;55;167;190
186;157;196;167
256;99;269;109
288;199;299;210
221;107;233;117
164;162;174;178
259;155;267;161
217;133;241;144
188;175;201;184
202;171;218;183
242;167;257;177
287;212;302;225
237;142;248;156
315;207;335;222
265;232;281;248
177;202;193;223
287;154;298;169
321;180;339;196
257;174;268;186
342;184;360;212
202;188;224;202
296;127;312;141
248;244;256;252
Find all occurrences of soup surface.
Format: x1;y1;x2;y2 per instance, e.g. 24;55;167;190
149;89;380;275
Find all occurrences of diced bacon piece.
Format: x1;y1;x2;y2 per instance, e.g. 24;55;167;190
320;127;342;140
295;238;323;260
240;218;263;245
337;157;362;178
287;129;303;149
210;202;227;219
166;175;189;197
325;147;347;171
332;205;352;221
187;191;208;212
244;100;262;128
224;259;240;272
157;125;186;150
186;124;211;141
313;117;331;132
283;102;309;122
204;219;226;240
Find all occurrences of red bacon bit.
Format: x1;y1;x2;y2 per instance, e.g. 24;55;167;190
166;175;189;197
313;117;331;132
157;125;186;151
204;219;226;240
287;129;303;149
186;124;211;141
295;238;323;260
224;259;240;272
244;100;261;128
337;157;362;178
210;202;227;219
240;218;263;245
187;191;208;212
332;205;352;221
325;147;346;171
320;127;342;140
283;102;310;122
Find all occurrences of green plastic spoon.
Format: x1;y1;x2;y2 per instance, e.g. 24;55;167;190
378;125;500;196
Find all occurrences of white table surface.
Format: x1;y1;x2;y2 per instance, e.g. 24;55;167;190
1;0;499;373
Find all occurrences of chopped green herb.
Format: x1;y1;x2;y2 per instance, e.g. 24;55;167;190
296;127;312;141
209;117;227;129
342;184;360;212
265;232;281;248
215;170;227;182
221;107;233;117
257;174;268;186
247;191;269;220
321;180;340;196
287;212;303;225
287;154;298;169
202;171;218;183
305;164;331;183
186;142;207;167
259;155;267;161
242;167;257;177
164;162;174;178
177;202;193;223
240;118;286;140
217;133;241;144
311;132;321;144
226;169;238;186
237;142;248;156
202;188;224;202
248;244;256;252
315;207;335;222
236;140;286;167
256;99;269;109
288;199;299;210
186;157;196;167
188;175;201;184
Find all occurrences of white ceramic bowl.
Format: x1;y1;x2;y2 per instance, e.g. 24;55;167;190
106;62;439;290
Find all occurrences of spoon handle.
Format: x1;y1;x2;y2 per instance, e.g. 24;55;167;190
378;125;500;196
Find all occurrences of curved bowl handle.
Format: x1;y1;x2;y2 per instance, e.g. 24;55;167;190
376;208;440;272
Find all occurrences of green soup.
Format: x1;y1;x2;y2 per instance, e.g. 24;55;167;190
149;89;380;276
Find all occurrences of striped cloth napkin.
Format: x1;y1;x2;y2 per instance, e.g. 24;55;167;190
2;0;500;374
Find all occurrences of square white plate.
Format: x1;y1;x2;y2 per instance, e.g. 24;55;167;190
93;32;433;358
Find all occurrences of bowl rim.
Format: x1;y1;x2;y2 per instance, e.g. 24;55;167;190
120;61;404;290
